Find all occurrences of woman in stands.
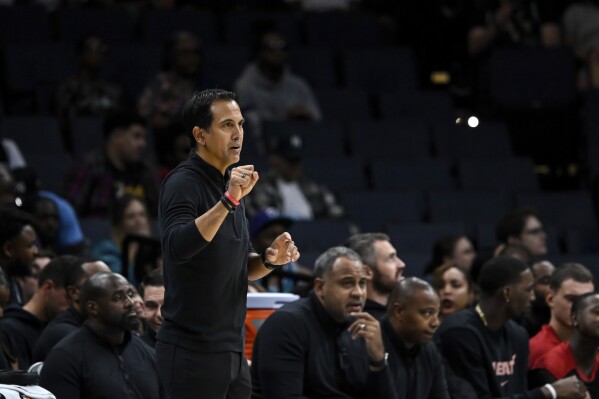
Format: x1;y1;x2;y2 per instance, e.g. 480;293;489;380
432;264;476;322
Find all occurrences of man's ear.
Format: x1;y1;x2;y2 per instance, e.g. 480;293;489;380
503;286;512;303
362;264;373;280
67;285;80;303
86;300;98;317
546;290;555;309
313;278;324;297
193;126;206;145
2;241;13;259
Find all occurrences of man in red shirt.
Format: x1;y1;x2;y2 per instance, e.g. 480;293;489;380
532;292;599;398
529;263;594;367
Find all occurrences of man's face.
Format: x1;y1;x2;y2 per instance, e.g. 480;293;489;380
34;199;60;244
393;288;440;347
259;32;288;70
315;257;367;323
549;278;595;327
531;260;555;306
517;216;547;256
174;36;201;76
371;240;405;295
5;225;39;276
93;275;138;331
507;269;535;319
143;285;164;333
199;100;244;172
115;124;147;164
575;295;599;340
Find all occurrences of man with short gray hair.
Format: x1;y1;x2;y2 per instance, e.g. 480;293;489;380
251;246;395;399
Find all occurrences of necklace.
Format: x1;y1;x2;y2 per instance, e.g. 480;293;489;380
475;304;488;327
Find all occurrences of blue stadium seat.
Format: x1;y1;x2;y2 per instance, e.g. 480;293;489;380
289;220;353;253
516;192;598;229
340;190;424;232
458;158;539;192
433;121;513;160
387;222;466;254
70;116;104;155
315;89;372;120
290;48;338;89
57;8;135;45
305;13;380;50
429;190;511;226
302;157;367;193
141;9;218;44
0;6;50;45
263;121;347;158
379;91;455;123
370;159;454;191
225;11;300;46
205;45;251;90
347;119;431;161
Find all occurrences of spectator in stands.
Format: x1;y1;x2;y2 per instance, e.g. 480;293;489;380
138;31;206;130
0;271;10;318
66;112;159;218
0;255;74;370
13;167;86;256
251;246;395;398
91;194;152;281
345;233;406;320
40;272;163;398
524;259;556;337
250;208;311;293
425;234;477;275
33;258;110;362
234;29;321;125
55;35;122;123
529;263;594;368
437;255;586;398
21;196;60;255
563;0;599;89
139;268;163;347
532;292;599;397
496;208;548;259
0;207;39;307
432;264;475;322
383;278;450;398
245;133;343;220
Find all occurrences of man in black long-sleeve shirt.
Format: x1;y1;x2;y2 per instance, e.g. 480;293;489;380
251;246;395;399
436;256;587;399
40;272;162;399
383;277;449;399
157;89;300;399
33;259;110;362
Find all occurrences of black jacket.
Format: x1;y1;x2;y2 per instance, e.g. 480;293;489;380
39;321;163;399
0;305;45;370
158;151;254;353
381;318;450;399
251;292;396;399
33;307;84;362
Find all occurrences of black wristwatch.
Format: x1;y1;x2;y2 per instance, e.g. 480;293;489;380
369;352;389;368
261;252;278;271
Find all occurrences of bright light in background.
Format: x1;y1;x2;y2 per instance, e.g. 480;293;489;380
467;116;479;128
455;117;462;125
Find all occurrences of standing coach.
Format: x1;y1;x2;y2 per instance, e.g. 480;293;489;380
157;89;300;399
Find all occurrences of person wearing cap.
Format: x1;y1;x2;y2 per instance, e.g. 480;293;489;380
158;89;301;399
250;208;312;293
245;132;344;220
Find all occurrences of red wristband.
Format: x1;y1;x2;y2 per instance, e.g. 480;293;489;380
224;191;240;206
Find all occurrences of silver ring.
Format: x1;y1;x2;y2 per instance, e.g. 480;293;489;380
241;173;247;179
360;323;366;330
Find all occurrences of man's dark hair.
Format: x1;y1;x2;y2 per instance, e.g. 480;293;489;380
103;111;145;140
344;233;389;270
571;292;598;317
314;246;361;279
0;206;36;247
496;208;539;244
38;255;79;289
387;277;435;316
425;234;468;274
477;256;529;297
498;244;533;266
140;267;164;296
64;257;101;288
181;89;238;147
549;263;594;292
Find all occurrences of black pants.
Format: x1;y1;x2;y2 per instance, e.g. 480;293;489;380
156;341;251;399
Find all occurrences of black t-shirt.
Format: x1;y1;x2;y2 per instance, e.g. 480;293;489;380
158;150;254;353
33;307;84;362
0;305;46;370
436;308;545;399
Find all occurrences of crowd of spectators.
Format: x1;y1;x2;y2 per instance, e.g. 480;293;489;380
1;0;599;397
